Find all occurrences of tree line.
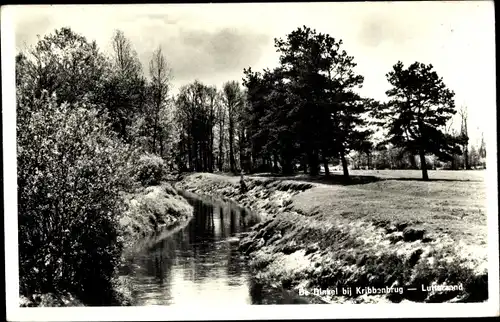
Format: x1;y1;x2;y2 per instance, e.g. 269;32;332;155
170;26;485;181
171;26;484;181
16;26;485;186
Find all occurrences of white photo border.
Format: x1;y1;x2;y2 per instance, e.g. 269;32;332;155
3;3;499;320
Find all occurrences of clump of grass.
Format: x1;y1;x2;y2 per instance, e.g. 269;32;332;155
250;252;274;270
162;184;178;196
302;246;486;303
407;252;488;302
275;181;313;192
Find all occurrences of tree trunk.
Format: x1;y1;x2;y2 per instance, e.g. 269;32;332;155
265;156;272;173
201;142;204;172
323;157;330;176
201;142;205;172
188;135;193;172
218;138;223;172
239;130;244;172
195;142;199;172
273;153;279;173
159;135;164;158
205;141;208;172
419;150;429;181
229;122;235;173
229;141;235;172
282;157;294;175
152;108;159;155
464;145;469;170
340;151;349;180
197;141;200;172
209;135;214;173
249;149;254;173
209;106;214;173
409;154;417;169
280;148;293;175
308;150;319;176
120;118;128;143
202;141;206;172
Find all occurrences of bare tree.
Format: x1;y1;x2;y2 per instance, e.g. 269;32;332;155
216;91;227;171
479;132;486;159
206;86;218;172
108;30;145;140
111;30;142;77
476;132;487;169
222;81;244;173
459;106;470;170
149;45;172;155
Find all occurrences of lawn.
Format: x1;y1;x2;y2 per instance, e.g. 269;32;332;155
346;169;485;181
291;170;488;263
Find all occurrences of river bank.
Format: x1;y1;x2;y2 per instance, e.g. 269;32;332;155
176;172;488;304
113;183;194;305
20;182;194;307
118;183;194;252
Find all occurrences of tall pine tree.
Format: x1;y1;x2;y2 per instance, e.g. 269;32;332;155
375;61;462;180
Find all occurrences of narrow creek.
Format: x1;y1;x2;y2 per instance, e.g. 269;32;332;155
119;190;307;305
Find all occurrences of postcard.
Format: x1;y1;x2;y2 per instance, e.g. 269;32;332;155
3;2;498;320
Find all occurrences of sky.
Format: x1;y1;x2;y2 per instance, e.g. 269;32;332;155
9;1;496;145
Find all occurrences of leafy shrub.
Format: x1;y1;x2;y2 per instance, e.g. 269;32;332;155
134;153;166;186
17;92;138;305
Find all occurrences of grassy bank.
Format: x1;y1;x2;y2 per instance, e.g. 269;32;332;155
119;183;194;252
112;182;194;305
177;171;488;304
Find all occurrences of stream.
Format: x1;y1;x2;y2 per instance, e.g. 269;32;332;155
119;190;308;306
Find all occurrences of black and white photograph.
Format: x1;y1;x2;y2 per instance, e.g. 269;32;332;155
2;2;499;320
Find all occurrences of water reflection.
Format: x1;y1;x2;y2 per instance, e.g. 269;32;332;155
122;191;264;306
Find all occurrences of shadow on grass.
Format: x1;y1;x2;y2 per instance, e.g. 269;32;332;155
250;172;481;185
390;177;481;182
250;173;382;186
175;171;480;187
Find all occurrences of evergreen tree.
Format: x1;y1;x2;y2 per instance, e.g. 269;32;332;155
375;61;462;180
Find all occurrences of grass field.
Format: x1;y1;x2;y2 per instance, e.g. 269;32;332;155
346;169;485;181
292;170;487;255
178;169;490;303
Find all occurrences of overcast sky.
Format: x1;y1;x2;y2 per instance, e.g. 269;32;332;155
10;2;495;144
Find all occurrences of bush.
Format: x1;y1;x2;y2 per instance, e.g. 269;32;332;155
17;92;138;305
134;153;166;186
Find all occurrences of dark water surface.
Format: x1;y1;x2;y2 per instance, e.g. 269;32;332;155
120;190;302;306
